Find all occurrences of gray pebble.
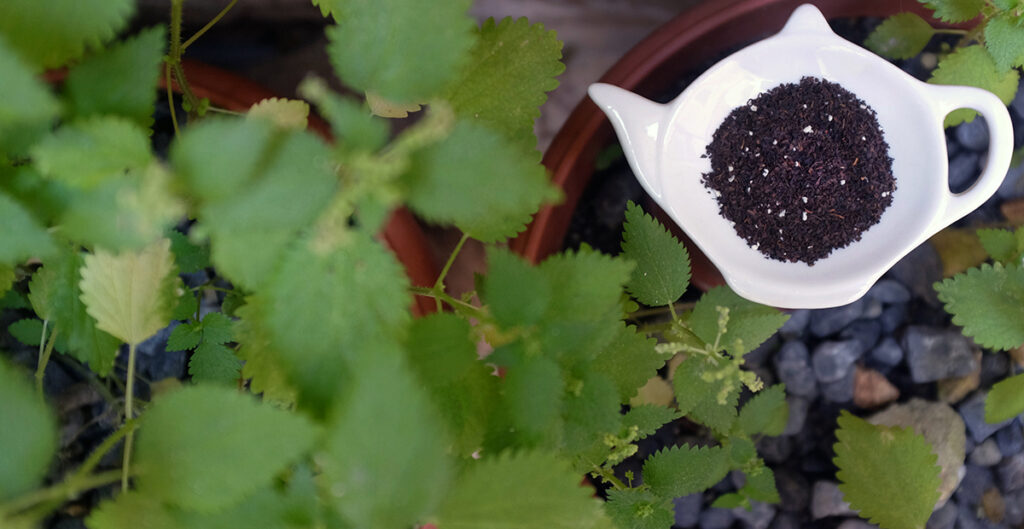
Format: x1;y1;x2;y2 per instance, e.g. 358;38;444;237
783;396;810;436
887;243;943;306
997;452;1024;491
820;368;855;403
745;335;780;367
757;435;793;465
779;309;810;339
995;422;1024;458
775;341;818;398
955;464;994;507
903;326;979;383
955;118;990;152
809;298;865;337
956;502;984;529
733;501;777;529
948;152;980;193
868;279;912;304
997;163;1024;200
700;508;736;529
811;481;856;519
775;468;810;512
674;493;703;528
927;500;958;529
968;439;1004;467
840;320;881;352
813;340;863;383
862;297;884;319
960;392;1016;443
1011;84;1024;116
980;354;1010;387
1005;490;1024;526
879;303;907;334
769;513;800;529
870;336;904;367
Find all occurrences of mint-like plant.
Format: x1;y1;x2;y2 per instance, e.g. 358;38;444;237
0;1;800;528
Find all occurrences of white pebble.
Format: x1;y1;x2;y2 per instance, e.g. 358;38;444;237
762;168;769;176
881;191;889;197
803;104;808;108
861;136;866;141
773;139;778;145
802;211;808;221
728;165;734;172
749;131;754;136
803;125;814;133
840;179;846;185
753;243;759;250
778;210;786;218
795;162;800;167
860;104;867;109
767;208;772;214
751;105;758;111
827;114;833;122
728;176;735;182
801;196;808;203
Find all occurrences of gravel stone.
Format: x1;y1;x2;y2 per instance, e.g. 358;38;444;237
927;500;958;529
757;435;793;465
862;297;884;319
1004;490;1024;526
820;368;855;403
840;319;882;352
957;502;985;529
998;453;1024;492
809;299;865;337
674;493;703;528
745;335;780;367
995;422;1024;458
775;341;818;398
813;340;863;383
956;464;994;507
879;303;907;333
699;509;736;529
870;336;904;367
775;468;810;512
733;501;777;529
960;392;1016;443
887;243;943;305
779;309;810;339
783;396;810;436
811;481;856;519
980;354;1010;387
769;513;800;529
868;279;912;304
949;152;981;194
997;163;1024;200
903;326;979;383
955;118;990;152
969;439;1005;467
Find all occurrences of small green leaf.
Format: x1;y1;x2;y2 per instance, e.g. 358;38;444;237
8;318;43;347
929;45;1019;127
623;405;683;440
710;494;747;509
79;238;177;345
739;466;780;503
324;0;475;103
484;247;550;328
590;322;664;403
0;191;56;265
605;489;675;529
689;286;788;357
834;410;942;529
0;37;60;154
737;384;788;437
977;228;1020;264
297;78;388;154
672;355;739;433
404;118;560;242
199;312;234;345
166;322;201;352
621;201;691;306
437;451;608;529
985;372;1024;423
865;13;935;60
234;297;297;407
920;0;984;22
935;263;1024;350
64;26;166;126
985;13;1024;72
563;373;622;459
443;17;564;153
168;230;209;275
188;342;242;386
247;98;310;130
500;355;565;447
135;385;317;511
0;359;57;500
0;0;134;68
642;444;730;498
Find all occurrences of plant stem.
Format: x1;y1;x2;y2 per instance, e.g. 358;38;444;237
591;466;628;490
74;418;138;483
431;233;470;311
35;320;51;399
0;470;123;519
934;29;968;35
167;0;202;120
181;0;238;51
121;342;138;491
165;65;180;136
409;286;484;317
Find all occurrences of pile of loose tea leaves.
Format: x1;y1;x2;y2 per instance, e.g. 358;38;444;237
701;76;895;264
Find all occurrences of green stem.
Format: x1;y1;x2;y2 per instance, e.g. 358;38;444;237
181;0;238;51
934;28;968;35
121;342;138;491
431;233;470;311
35;320;51;399
74;418;139;483
168;0;202;120
165;64;180;136
591;466;628;490
410;286;484;317
0;470;124;518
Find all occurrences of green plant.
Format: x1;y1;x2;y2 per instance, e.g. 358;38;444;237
0;1;946;529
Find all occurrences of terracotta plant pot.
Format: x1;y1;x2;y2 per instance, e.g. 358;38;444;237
511;0;954;291
51;60;439;316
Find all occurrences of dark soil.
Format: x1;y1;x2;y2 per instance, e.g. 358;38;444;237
702;77;895;264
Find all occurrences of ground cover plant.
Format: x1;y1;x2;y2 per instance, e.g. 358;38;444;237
0;1;993;529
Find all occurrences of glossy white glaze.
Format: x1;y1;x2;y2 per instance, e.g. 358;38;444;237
588;4;1013;309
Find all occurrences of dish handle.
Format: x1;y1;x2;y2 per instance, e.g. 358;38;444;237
925;84;1014;230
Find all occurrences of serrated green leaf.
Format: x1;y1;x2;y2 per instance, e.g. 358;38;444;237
605;489;675;529
321;350;451;529
935;263;1024;350
438;451;607;529
297;78;388;154
29;248;121;375
834;410;941;529
624;405;683;440
324;0;475;103
199;312;233;345
672;355;740;433
865;13;935;60
171;291;198;322
189;342;241;386
172;120;338;290
405;313;497;455
929;45;1019;127
728;437;758;468
689;286;788;357
265;233;410;411
642;444;729;498
166;322;201;352
168;230;209;275
404;118;560;242
977;228;1020;264
591;322;664;403
443;17;564;153
564;373;622;461
234;297;297;407
8;318;43;347
80;238;177;344
985;372;1024;423
737;384;788;437
64;26;165;126
500;355;565;448
541;248;634;321
711;494;747;509
0;37;60;154
621;201;691;306
0;0;134;68
920;0;984;22
985;14;1024;72
136;385;317;512
248;98;309;130
0;191;56;265
484;247;551;328
0;359;56;500
740;466;780;503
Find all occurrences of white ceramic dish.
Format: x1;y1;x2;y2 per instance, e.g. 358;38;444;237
589;3;1013;309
